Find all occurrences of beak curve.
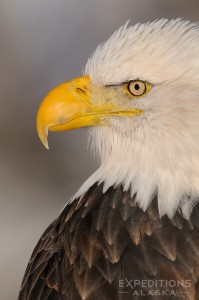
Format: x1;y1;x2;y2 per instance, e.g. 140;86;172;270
37;76;95;149
36;76;143;149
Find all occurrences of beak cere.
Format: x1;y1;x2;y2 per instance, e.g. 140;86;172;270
36;75;143;149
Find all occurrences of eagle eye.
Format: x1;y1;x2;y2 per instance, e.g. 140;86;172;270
127;80;147;97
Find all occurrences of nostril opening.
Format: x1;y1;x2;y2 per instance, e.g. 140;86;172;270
76;88;87;98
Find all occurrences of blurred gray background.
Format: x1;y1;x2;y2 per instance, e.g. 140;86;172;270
1;0;199;299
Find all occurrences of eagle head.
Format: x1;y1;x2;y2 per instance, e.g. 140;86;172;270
37;19;199;219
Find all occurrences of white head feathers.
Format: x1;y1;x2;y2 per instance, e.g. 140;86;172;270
72;19;199;219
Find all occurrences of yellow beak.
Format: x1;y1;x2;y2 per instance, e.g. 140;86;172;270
37;76;143;149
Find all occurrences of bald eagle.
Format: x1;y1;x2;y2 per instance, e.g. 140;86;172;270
19;19;199;299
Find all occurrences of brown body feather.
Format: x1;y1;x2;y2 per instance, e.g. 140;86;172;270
18;184;199;299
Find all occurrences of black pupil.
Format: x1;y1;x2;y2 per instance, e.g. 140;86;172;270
134;83;140;90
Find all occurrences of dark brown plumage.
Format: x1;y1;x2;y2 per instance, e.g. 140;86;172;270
18;184;199;299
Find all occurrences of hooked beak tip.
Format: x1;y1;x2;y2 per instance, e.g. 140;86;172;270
44;141;49;150
37;122;50;150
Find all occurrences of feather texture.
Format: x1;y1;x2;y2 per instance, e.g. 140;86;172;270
72;19;199;218
19;184;199;299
